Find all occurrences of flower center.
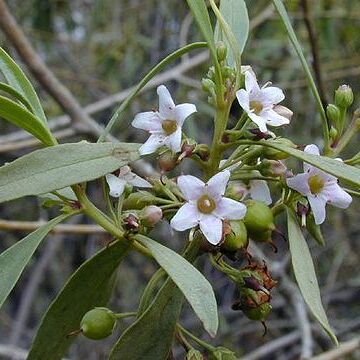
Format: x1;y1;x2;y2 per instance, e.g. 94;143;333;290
308;174;325;195
250;100;263;115
197;194;216;214
162;120;177;135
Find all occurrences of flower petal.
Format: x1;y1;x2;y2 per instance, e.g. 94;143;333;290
164;128;182;153
248;112;268;132
175;103;197;126
304;144;320;156
261;108;289;127
139;134;164;155
199;215;223;245
324;183;352;209
207;170;230;198
236;89;251;112
157;85;175;119
245;69;261;93
126;173;152;188
170;203;200;231
250;180;272;205
215;197;247;220
260;86;285;105
132;111;162;132
177;175;205;201
286;173;311;196
308;195;327;225
105;174;127;198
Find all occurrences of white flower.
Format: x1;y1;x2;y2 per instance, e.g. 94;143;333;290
132;85;196;155
286;144;352;225
236;69;290;132
105;165;152;197
170;170;247;245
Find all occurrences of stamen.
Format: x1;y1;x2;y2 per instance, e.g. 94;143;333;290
308;174;325;195
250;100;263;115
162;120;177;135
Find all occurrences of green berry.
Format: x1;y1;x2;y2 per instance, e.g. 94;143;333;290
243;302;272;321
80;308;116;340
223;220;248;252
244;200;275;236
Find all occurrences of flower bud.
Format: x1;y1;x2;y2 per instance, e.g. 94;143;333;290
225;182;247;201
186;349;204;360
259;160;287;177
206;66;216;81
273;105;293;121
141;205;163;227
326;103;341;125
329;126;338;142
202;78;215;93
263;138;296;160
123;213;139;230
216;41;227;62
335;85;354;108
209;347;237;360
244;200;275;238
158;151;177;172
221;66;236;80
222;220;248;252
80;308;116;340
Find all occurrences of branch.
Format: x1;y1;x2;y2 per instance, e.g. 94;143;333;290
311;337;360;360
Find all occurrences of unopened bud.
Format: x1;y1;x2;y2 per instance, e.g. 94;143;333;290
186;349;204;360
221;66;236;80
273;105;293;121
158;151;177;172
226;182;247;201
326;103;341;125
259;160;287;177
329;126;338;142
141;205;163;227
202;78;215;93
335;85;353;108
216;41;227;62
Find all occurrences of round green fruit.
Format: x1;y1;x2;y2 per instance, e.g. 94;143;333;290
244;200;275;236
80;308;116;340
243;302;272;321
223;220;248;252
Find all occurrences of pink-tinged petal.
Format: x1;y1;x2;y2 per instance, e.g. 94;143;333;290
175;103;197;126
324;183;352;209
170;203;200;231
157;85;175;119
132;111;162;132
215;197;247;220
260;108;289;127
207;170;230;198
199;215;223;245
304;144;320;156
164;128;182;153
260;86;285;105
126;173;152;188
105;174;127;198
236;89;251;112
177;175;205;201
250;180;272;205
244;69;261;93
248;112;268;132
308;195;327;225
286;173;311;196
139;134;164;155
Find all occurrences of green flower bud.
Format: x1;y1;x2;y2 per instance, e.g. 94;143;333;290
244;200;275;237
259;159;287;177
221;66;236;80
202;78;215;93
329;126;338;142
141;205;163;227
80;308;116;340
206;66;216;81
242;302;272;321
209;347;237;360
263;138;296;160
158;150;177;172
186;349;204;360
216;41;227;62
326;103;341;125
225;182;247;201
335;85;354;108
222;220;248;252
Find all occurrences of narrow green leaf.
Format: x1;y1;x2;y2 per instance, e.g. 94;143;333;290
213;0;249;66
0;82;33;110
136;235;218;337
287;209;338;344
0;213;70;309
110;278;183;360
262;141;360;187
99;42;207;141
272;0;329;146
0;95;56;146
28;240;131;360
0;142;140;203
0;47;47;123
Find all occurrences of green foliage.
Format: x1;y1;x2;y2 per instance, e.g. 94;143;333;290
0;142;140;203
28;240;131;360
0;81;32;110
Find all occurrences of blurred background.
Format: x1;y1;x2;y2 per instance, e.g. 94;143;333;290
0;0;359;359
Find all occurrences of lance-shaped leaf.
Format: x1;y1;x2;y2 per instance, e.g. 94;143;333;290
262;141;360;187
0;82;33;110
0;142;140;203
0;213;70;309
0;95;56;146
287;209;338;344
136;235;218;337
0;47;47;123
28;240;131;360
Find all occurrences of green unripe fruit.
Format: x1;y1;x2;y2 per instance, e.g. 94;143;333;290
263;138;296;160
223;220;248;252
244;200;275;236
335;84;354;108
80;308;116;340
243;302;272;321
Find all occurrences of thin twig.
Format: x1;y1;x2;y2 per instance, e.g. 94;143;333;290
311;337;360;360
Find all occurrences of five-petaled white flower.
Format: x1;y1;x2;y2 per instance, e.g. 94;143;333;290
170;170;247;245
286;144;352;225
236;69;291;133
132;85;197;155
105;166;152;198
